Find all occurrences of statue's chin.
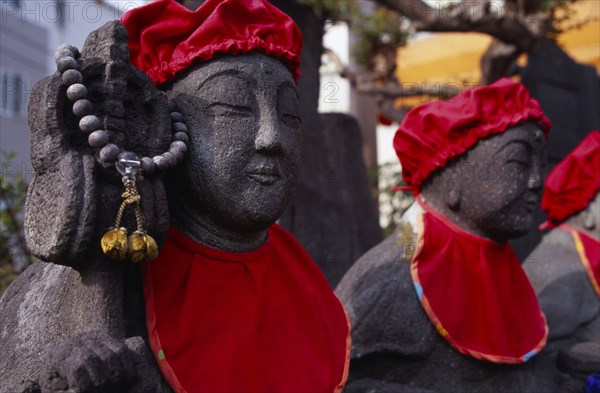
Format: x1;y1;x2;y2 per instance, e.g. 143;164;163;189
485;224;532;243
223;207;287;234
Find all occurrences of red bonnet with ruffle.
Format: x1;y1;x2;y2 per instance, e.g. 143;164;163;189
121;0;302;86
394;78;551;193
541;131;600;228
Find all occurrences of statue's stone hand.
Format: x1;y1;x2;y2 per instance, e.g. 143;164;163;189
124;336;173;393
25;20;171;266
39;331;137;393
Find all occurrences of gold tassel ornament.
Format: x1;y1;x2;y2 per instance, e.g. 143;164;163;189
128;231;159;263
100;153;159;262
101;227;128;260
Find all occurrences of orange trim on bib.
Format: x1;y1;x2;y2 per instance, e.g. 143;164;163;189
561;224;600;297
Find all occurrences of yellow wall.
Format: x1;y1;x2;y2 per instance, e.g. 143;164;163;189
395;0;599;89
557;0;600;70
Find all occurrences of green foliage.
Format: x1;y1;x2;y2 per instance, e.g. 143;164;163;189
0;151;32;295
296;0;356;21
352;8;409;71
297;0;409;71
545;0;581;39
0;265;19;296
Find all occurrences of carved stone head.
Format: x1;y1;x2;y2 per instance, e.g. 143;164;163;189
421;122;547;242
164;54;302;247
567;191;600;238
393;78;550;243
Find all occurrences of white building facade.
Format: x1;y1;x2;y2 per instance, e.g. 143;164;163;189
1;0;143;181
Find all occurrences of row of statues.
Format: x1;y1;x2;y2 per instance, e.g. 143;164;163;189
0;0;598;392
337;81;599;392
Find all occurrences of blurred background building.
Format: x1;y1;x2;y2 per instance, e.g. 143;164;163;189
1;0;145;181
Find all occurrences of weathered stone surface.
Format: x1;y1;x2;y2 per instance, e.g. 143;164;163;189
0;262;124;392
337;231;578;393
524;229;599;340
25;20;171;266
1;21;172;393
336;125;582;392
558;342;600;375
420;124;546;242
344;379;438;393
2;12;311;392
523;193;600;383
305;113;382;286
39;331;136;393
164;54;302;251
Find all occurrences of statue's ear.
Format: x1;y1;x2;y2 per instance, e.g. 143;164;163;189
442;165;462;212
583;204;598;232
581;192;600;231
583;211;596;231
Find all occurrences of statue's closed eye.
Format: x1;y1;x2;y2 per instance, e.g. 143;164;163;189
209;103;253;118
281;113;301;128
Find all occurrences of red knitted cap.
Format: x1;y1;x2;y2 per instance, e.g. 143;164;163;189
541;131;600;228
121;0;302;86
393;78;551;193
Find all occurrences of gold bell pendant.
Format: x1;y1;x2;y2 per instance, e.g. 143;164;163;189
100;152;158;262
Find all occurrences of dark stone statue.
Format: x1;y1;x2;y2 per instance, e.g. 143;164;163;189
0;22;169;393
523;192;600;380
336;122;584;392
165;53;301;252
0;20;304;392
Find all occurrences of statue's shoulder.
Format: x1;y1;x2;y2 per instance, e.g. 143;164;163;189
336;205;437;359
524;229;600;340
523;228;581;286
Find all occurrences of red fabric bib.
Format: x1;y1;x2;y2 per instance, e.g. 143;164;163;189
411;198;548;363
562;224;600;297
142;225;350;393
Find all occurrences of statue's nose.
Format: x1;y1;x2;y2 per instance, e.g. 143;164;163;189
255;111;282;154
527;162;543;191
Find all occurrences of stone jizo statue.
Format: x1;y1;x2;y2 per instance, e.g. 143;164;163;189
524;130;600;385
0;1;350;392
336;79;584;393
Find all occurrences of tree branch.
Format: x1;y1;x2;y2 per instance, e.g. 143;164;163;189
323;47;453;99
374;0;547;52
480;39;521;84
354;82;453;98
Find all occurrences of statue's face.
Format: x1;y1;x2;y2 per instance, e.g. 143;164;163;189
453;122;547;241
569;191;600;238
168;54;301;232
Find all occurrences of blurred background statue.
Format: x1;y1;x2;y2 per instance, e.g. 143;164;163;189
336;79;583;393
524;130;600;389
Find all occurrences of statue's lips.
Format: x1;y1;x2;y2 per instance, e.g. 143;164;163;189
245;169;281;185
524;195;540;213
